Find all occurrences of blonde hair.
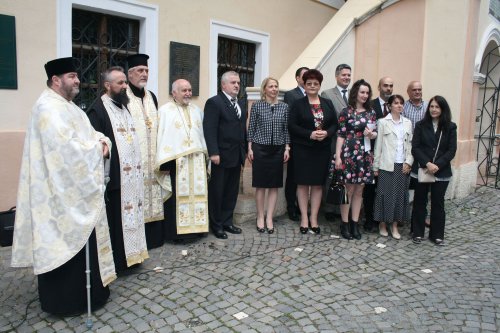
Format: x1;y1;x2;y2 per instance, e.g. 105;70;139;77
260;77;279;100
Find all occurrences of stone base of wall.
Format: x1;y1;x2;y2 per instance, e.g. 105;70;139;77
234;163;288;225
447;161;477;199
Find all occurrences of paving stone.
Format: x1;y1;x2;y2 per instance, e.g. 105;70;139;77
1;188;499;332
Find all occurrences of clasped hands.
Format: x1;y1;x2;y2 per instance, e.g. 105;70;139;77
310;130;327;141
425;162;439;174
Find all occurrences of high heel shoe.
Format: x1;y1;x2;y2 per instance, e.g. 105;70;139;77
310;226;320;234
265;219;274;234
299;226;308;234
340;222;353;240
350;220;361;240
255;219;266;234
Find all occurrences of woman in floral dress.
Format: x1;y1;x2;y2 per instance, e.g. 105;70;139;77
334;79;377;240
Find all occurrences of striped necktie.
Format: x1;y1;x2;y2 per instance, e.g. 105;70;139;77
230;98;240;118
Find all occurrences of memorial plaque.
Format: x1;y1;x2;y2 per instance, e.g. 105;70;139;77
0;14;18;89
169;42;200;96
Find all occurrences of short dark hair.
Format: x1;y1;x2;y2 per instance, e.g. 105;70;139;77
102;66;125;82
335;64;351;76
387;94;405;106
348;79;372;110
302;69;323;85
423;95;452;130
295;67;309;78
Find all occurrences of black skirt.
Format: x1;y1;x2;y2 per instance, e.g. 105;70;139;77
252;143;285;188
293;142;330;185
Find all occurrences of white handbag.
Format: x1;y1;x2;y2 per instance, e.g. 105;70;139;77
417;131;442;183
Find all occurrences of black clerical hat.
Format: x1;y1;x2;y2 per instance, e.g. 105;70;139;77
44;57;77;79
127;54;149;69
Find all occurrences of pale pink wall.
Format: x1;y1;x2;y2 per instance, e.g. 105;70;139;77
0;132;24;210
457;0;481;166
354;0;426;97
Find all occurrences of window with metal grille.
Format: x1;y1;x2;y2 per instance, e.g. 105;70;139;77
217;37;256;105
72;8;140;111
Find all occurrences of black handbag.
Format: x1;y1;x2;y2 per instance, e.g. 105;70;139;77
326;172;349;205
0;206;15;247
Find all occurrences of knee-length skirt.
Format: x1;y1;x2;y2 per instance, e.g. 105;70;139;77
252;143;285;188
293;143;330;186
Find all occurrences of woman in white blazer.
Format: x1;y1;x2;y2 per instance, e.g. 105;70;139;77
372;94;413;239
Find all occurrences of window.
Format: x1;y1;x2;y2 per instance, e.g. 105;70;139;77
72;8;140;110
217;37;256;102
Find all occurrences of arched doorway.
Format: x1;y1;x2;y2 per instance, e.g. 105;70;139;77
476;41;500;188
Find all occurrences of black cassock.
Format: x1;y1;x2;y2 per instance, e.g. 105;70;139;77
37;231;109;316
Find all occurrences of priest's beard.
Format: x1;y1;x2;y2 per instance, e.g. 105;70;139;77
111;89;129;106
61;81;79;100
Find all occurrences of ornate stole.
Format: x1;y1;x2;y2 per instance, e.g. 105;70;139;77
126;88;164;223
175;152;209;234
102;95;149;266
156;101;209;234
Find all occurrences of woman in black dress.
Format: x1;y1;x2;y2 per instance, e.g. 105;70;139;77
248;77;290;233
288;69;338;234
334;79;377;240
411;96;457;246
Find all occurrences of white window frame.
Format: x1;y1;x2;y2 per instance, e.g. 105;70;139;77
56;0;159;94
209;20;270;97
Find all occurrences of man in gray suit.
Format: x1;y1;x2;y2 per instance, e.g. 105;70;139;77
283;66;309;221
321;64;352;117
320;64;352;221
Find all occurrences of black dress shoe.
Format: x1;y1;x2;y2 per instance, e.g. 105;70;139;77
310;226;320;234
267;228;274;234
299;226;308;234
223;225;242;234
256;226;266;233
213;229;227;239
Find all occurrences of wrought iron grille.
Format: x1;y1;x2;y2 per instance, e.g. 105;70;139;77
217;37;256;107
72;8;140;111
476;48;500;189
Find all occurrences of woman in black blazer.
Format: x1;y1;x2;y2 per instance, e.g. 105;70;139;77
411;95;457;246
288;69;338;234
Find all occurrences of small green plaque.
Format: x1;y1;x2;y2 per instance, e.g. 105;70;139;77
0;14;17;89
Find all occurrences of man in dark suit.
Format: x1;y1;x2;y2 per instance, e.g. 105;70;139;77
320;64;351;221
203;71;247;239
364;76;394;233
283;66;309;221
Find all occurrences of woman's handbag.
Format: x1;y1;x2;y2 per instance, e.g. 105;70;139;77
0;206;15;247
417;131;443;183
418;168;436;183
326;172;349;205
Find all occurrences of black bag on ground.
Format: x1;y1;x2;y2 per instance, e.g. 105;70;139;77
0;206;15;247
326;172;349;205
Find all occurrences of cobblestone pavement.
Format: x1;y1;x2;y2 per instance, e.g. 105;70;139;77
1;187;499;333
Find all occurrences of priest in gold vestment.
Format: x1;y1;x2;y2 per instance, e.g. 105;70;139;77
87;66;149;273
156;79;209;240
11;57;116;316
126;54;165;249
